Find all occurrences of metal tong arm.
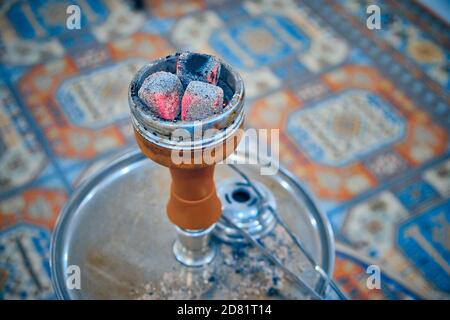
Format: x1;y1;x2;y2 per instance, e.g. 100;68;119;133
227;164;348;300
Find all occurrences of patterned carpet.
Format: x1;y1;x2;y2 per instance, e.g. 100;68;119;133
0;0;449;299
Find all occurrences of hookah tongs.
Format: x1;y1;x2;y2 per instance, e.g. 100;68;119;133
221;164;348;300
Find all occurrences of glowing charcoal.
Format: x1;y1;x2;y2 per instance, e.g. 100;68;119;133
138;71;183;120
181;81;224;121
176;52;221;88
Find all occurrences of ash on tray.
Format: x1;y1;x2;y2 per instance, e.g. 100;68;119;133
137;225;317;300
138;52;226;122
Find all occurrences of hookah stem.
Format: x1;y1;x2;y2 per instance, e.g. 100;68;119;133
227;164;347;300
220;214;323;300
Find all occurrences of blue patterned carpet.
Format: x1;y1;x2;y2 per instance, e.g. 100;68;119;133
0;0;449;299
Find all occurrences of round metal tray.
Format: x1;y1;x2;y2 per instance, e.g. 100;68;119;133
51;149;335;299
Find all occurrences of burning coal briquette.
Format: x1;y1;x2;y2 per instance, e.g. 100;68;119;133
138;71;183;120
181;81;224;121
176;52;221;88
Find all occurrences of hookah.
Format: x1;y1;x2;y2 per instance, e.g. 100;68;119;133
51;53;346;300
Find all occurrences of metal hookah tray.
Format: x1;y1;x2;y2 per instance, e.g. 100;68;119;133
51;149;335;299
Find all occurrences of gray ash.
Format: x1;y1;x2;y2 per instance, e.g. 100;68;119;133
181;81;224;121
138;52;231;122
176;52;221;88
138;71;183;121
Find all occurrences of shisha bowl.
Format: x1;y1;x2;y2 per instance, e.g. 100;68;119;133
129;53;245;232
